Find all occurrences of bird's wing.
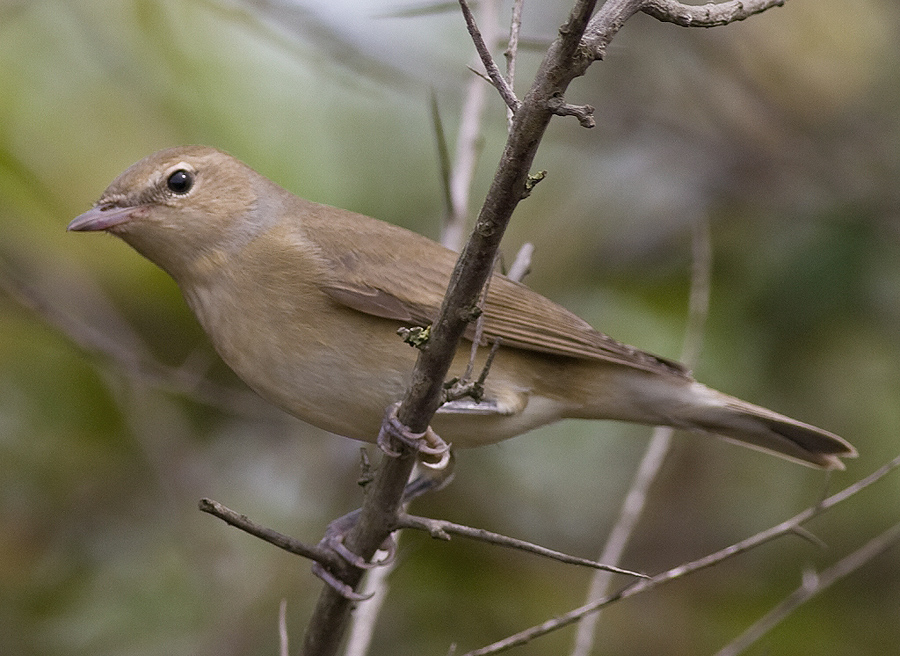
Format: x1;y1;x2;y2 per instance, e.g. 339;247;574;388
304;205;687;376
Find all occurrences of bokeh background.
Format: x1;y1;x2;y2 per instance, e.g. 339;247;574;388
2;1;899;654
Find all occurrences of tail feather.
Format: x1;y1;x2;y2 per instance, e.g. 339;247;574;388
681;385;857;470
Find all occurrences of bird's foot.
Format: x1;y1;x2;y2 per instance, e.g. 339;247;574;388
377;403;451;469
403;452;457;503
311;509;397;601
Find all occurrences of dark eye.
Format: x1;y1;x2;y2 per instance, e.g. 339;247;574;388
167;169;194;194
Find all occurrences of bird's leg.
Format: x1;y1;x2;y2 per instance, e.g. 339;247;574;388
310;508;397;600
310;454;454;599
376;402;451;463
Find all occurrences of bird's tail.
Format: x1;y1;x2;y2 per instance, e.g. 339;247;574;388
665;382;857;469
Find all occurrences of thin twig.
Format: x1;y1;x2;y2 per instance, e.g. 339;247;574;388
504;0;524;87
457;0;521;113
398;514;648;577
546;97;595;128
464;454;900;655
505;242;534;282
279;599;289;656
198;498;343;568
503;0;524;126
462;253;499;382
444;0;501;251
301;447;417;656
714;521;900;656
572;215;712;656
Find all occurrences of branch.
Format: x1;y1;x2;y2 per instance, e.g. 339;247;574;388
582;0;646;61
547;96;595;128
582;0;788;61
458;0;520;113
198;498;343;570
302;3;604;653
301;447;416;656
642;0;787;28
398;513;648;577
400;0;600;431
714;521;900;656
463;454;900;655
443;0;502;252
505;242;534;285
504;0;525;111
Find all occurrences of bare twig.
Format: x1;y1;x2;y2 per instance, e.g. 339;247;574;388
399;0;602;473
398;514;648;577
302;0;798;651
714;521;900;656
198;498;343;569
443;0;501;251
547;96;596;128
344;2;517;649
505;242;534;282
642;0;787;28
581;0;788;61
279;598;289;656
301;448;416;656
504;0;524;87
464;454;900;655
572;215;712;656
503;0;524;126
458;0;521;113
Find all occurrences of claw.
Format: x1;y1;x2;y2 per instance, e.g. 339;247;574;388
311;562;374;601
311;509;398;598
371;537;397;567
377;403;451;461
330;537;375;569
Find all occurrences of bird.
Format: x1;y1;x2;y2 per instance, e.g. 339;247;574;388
68;145;856;470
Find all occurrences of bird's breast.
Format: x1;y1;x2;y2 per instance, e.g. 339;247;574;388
181;269;416;440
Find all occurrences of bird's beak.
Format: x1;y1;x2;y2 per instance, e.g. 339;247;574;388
67;204;139;232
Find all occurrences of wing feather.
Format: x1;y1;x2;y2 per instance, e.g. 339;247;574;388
300;202;687;377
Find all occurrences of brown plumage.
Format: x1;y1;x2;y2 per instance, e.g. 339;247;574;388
68;146;857;469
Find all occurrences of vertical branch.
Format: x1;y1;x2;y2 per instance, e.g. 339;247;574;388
305;1;605;653
572;214;712;656
399;0;600;435
343;5;509;652
301;450;416;656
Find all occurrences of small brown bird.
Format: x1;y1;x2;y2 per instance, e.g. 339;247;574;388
69;146;856;469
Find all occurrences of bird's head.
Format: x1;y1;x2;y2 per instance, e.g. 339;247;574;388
68;145;270;281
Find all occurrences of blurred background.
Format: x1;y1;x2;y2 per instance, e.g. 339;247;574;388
1;0;899;654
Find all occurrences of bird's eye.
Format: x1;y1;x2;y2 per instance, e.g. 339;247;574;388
167;169;194;195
